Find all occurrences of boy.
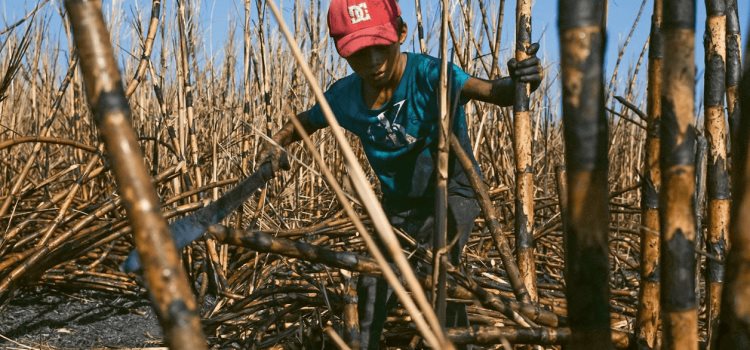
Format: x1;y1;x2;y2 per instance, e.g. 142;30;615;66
260;0;541;348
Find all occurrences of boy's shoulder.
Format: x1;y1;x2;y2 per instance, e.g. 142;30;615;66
327;72;359;93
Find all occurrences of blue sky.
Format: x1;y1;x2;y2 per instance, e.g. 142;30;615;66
1;0;748;96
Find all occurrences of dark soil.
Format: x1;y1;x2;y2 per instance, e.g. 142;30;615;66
0;288;163;349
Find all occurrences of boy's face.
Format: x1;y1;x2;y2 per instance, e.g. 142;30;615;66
344;21;408;89
345;42;403;88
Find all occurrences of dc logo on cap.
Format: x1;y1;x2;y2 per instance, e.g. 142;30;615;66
348;3;371;24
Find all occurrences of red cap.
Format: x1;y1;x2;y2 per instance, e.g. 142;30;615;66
327;0;402;57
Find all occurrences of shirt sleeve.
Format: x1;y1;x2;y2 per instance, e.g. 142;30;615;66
421;55;471;106
306;89;335;129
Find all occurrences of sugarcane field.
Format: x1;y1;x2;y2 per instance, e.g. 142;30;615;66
4;0;750;348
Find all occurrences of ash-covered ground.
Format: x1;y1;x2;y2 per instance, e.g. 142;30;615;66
0;288;163;349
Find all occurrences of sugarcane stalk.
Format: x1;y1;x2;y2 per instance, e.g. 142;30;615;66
488;0;506;79
63;1;206;348
446;326;630;348
635;1;663;347
725;0;742;181
414;0;427;54
124;0;160;97
558;0;612;348
704;1;730;347
513;0;537;303
433;0;451;324
717;10;750;348
660;0;698;348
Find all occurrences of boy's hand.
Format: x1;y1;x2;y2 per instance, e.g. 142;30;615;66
258;145;290;172
507;43;542;93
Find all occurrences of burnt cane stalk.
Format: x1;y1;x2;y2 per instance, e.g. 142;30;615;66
717;12;750;349
635;1;663;348
558;0;612;348
726;0;742;179
513;0;537;302
207;223;560;328
63;1;207;349
704;1;730;347
660;0;698;348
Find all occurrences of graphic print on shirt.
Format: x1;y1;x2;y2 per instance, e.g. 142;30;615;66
366;100;417;149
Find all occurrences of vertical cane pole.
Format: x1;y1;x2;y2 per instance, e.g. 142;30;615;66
513;0;537;303
558;0;612;347
635;1;663;348
659;0;698;348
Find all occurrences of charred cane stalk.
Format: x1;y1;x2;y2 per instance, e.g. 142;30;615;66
635;1;663;348
660;0;698;348
513;0;537;302
704;1;730;347
725;0;742;160
207;224;561;328
558;0;612;348
446;326;630;348
717;13;750;349
64;1;206;348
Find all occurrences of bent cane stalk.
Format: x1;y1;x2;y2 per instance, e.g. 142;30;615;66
265;1;451;347
64;1;207;349
513;0;537;302
450;134;531;303
635;0;663;347
558;0;612;348
660;0;698;348
703;1;730;347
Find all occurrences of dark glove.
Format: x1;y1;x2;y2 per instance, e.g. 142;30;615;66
507;42;542;93
258;144;290;172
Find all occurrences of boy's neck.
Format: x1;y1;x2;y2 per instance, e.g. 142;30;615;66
361;52;407;110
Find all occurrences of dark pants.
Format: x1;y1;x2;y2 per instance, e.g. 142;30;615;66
358;195;480;349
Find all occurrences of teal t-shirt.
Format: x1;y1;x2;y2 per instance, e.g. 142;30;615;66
307;52;481;202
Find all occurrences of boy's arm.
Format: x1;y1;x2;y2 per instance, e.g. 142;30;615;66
461;43;542;107
461;76;517;107
259;111;323;171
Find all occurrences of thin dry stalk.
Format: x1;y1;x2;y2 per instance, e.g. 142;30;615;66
124;0;160;97
433;0;451;324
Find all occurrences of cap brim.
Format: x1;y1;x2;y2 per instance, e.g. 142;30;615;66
335;22;399;58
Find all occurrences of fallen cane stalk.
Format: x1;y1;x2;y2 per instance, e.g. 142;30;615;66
449;134;531;303
207;224;562;328
446;326;630;348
